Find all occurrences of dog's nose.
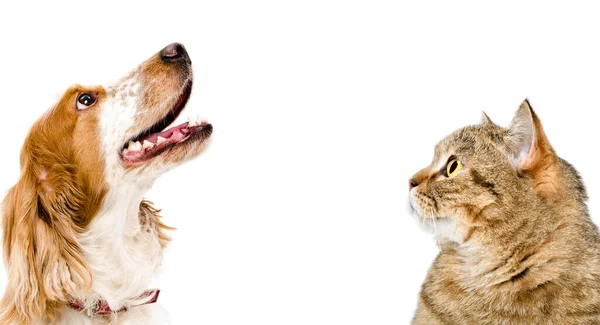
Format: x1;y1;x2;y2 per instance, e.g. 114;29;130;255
160;43;190;64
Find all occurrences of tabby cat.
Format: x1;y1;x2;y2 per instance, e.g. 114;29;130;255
409;100;600;324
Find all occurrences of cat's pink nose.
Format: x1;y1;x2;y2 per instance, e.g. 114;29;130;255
409;179;418;190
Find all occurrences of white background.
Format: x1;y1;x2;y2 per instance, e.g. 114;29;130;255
0;1;598;324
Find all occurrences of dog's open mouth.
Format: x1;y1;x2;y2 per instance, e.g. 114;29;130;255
120;81;212;165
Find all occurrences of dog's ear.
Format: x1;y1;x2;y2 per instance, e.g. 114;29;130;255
0;162;92;324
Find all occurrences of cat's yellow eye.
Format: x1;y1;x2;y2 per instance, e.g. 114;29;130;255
445;157;462;178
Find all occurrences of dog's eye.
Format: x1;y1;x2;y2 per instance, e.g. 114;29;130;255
77;94;96;110
443;156;462;178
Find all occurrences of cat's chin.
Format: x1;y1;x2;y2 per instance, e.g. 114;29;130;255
409;210;462;244
408;193;463;243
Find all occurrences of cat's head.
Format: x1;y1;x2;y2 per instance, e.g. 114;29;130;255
408;100;587;243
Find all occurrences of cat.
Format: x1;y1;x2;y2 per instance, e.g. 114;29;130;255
409;99;600;324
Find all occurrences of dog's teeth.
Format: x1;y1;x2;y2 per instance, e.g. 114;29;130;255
156;136;167;145
143;140;154;149
129;141;142;151
127;140;135;149
188;120;198;127
122;148;129;155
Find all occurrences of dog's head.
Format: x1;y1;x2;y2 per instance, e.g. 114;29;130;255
0;43;211;323
64;43;211;183
102;43;212;180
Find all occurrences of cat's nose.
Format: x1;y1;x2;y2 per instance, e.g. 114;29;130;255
409;178;419;190
410;168;429;190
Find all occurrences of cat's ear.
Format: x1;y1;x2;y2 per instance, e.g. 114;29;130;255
506;99;560;196
507;100;536;165
480;111;495;125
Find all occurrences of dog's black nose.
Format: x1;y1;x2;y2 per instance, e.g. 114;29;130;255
160;43;190;64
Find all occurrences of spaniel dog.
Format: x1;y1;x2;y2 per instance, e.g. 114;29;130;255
0;43;212;324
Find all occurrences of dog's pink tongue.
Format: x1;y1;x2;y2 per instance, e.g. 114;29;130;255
142;122;189;143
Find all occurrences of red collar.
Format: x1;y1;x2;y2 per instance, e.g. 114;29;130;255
68;289;160;317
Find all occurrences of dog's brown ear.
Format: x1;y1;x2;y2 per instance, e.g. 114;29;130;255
0;162;92;324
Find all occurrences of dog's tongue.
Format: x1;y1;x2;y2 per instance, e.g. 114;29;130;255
141;122;190;144
121;119;209;164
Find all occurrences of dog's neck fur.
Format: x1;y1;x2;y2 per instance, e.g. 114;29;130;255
78;180;164;312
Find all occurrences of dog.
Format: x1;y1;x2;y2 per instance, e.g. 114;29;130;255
0;43;212;324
